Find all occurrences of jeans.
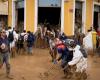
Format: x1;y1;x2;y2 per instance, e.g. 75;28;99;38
0;52;10;75
27;47;33;54
61;55;68;68
57;48;68;68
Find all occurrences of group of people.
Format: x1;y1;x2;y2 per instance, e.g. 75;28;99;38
34;24;61;48
46;31;87;80
33;24;88;80
0;27;35;78
0;24;99;79
46;26;100;79
7;27;35;56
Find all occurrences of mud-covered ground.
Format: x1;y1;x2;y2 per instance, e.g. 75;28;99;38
0;48;100;80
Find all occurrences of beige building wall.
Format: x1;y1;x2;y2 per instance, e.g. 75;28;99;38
26;0;35;32
8;0;100;35
8;0;12;27
86;0;93;32
64;0;74;35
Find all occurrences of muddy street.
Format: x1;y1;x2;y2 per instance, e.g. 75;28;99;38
0;48;100;80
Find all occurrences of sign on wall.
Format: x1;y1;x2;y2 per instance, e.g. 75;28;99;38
38;0;61;7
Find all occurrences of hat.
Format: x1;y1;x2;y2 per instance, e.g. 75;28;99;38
70;40;76;48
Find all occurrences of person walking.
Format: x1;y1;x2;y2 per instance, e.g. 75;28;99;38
6;27;17;57
27;31;35;55
0;29;13;79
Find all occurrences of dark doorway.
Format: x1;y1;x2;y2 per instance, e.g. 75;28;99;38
38;7;61;25
93;12;99;31
18;8;24;22
0;15;8;30
17;8;24;32
38;7;61;30
75;1;82;34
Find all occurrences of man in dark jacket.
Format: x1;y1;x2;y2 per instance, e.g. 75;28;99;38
27;31;35;55
0;29;13;79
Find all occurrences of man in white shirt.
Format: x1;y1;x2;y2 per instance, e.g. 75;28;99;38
83;30;93;52
6;27;18;57
67;42;87;79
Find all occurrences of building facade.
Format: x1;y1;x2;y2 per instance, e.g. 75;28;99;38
8;0;100;35
0;1;8;29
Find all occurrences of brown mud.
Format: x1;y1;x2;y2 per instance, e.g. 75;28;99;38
0;48;100;80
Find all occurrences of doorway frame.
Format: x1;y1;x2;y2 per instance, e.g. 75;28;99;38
93;1;100;30
74;0;86;34
34;0;64;33
12;0;26;30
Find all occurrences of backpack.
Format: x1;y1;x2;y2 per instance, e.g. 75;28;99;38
8;31;14;43
18;34;24;44
63;39;74;47
80;47;88;58
27;34;34;42
27;34;35;47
